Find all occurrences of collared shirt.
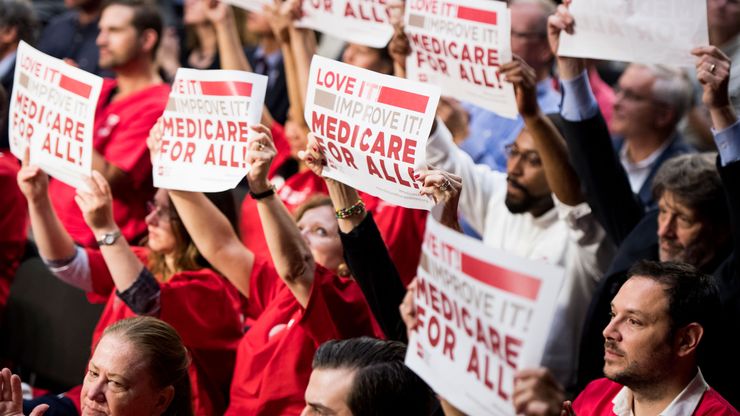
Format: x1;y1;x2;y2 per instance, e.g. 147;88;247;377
619;137;673;194
0;51;16;80
459;77;561;172
611;369;708;416
252;46;282;90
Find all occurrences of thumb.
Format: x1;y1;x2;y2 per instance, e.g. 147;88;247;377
30;404;50;416
22;147;30;167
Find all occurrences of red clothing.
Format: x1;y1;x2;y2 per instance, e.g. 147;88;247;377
0;152;27;312
268;122;291;179
226;260;383;415
239;169;426;285
573;378;739;415
49;79;169;247
66;247;244;416
588;68;616;131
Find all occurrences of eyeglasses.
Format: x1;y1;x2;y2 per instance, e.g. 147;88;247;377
613;86;653;102
146;201;174;222
511;30;547;41
504;143;542;167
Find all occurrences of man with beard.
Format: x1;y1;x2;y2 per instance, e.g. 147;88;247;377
547;2;740;406
570;261;738;415
46;0;169;248
426;57;614;388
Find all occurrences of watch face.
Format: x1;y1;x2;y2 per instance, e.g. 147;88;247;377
104;234;116;245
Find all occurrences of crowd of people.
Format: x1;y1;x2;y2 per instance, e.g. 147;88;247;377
0;0;738;414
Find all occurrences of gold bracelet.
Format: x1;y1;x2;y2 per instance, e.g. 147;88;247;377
335;199;365;219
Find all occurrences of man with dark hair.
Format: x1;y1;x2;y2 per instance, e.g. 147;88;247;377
572;261;736;414
0;0;37;149
302;337;435;416
547;4;740;405
45;0;169;246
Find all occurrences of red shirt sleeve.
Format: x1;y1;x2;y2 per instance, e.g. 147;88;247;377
86;246;150;303
299;265;384;344
0;154;27;307
243;255;282;321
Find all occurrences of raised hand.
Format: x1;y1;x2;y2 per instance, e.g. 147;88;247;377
399;278;418;340
512;368;565;416
0;368;48;416
500;55;538;118
692;46;732;110
297;133;327;177
246;124;277;193
146;117;164;164
75;171;116;234
264;0;301;43
202;0;233;25
16;149;49;205
416;168;461;205
547;0;584;79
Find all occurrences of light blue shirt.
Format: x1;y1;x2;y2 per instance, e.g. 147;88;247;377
459;77;561;172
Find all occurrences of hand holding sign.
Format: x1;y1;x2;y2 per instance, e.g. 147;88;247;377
16;149;49;205
75;171;116;234
692;46;732;111
500;56;538;119
245;124;276;194
512;368;565;416
547;1;585;80
298;133;329;177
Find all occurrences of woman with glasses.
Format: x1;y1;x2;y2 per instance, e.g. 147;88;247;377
16;151;244;416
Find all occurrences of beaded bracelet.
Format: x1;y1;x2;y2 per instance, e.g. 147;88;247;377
335;199;366;219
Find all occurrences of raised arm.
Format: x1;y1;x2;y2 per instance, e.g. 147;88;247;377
501;55;584;206
248;124;314;307
147;120;255;297
548;1;643;245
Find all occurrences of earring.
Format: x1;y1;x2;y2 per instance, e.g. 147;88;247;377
337;263;351;278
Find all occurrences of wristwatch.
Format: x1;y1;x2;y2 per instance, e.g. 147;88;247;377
97;230;122;246
249;185;276;200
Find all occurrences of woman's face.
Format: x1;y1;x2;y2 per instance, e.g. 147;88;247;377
183;0;207;26
296;205;344;272
80;334;172;416
145;190;178;255
341;44;391;74
285;116;308;159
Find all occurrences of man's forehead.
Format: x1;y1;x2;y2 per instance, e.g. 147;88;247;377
613;276;669;317
100;4;135;26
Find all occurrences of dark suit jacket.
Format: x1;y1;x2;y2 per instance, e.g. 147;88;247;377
245;47;289;126
1;57;15;150
612;135;694;209
561;112;740;407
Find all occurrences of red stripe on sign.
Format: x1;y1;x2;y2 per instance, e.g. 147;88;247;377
456;6;497;25
461;253;541;300
377;86;429;113
200;81;253;97
59;74;92;99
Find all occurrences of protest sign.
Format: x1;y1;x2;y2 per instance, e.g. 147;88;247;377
154;68;267;192
404;0;517;119
558;0;708;67
405;217;565;416
305;55;440;210
296;0;394;48
219;0;269;13
9;41;102;189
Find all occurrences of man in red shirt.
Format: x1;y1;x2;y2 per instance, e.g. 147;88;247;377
48;0;169;247
512;261;738;416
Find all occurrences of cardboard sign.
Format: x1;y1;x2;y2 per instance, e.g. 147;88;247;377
558;0;709;67
296;0;394;48
154;68;267;192
305;55;440;210
9;41;102;189
405;217;565;416
404;0;517;119
220;0;269;13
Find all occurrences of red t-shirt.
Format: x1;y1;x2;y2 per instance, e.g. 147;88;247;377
0;152;27;311
49;79;170;247
65;247;244;416
226;259;384;415
239;169;426;285
573;378;740;415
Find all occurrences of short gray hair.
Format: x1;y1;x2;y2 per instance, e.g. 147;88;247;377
510;0;557;33
640;64;694;125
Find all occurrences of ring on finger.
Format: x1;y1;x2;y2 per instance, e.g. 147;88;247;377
439;179;451;192
256;142;265;151
709;63;716;74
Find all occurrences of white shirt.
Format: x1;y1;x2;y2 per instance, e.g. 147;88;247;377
427;121;615;386
611;369;709;416
619;138;672;194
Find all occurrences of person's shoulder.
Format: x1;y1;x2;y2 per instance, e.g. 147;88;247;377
573;378;623;412
695;388;740;416
43;10;79;28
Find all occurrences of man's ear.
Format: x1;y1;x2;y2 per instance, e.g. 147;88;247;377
154;385;175;415
654;105;678;130
675;323;703;357
139;28;159;56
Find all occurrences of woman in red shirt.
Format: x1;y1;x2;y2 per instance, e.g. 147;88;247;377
17;152;243;416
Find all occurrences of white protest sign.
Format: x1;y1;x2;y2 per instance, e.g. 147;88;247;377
405;217;565;416
154;68;267;192
558;0;708;67
219;0;269;13
296;0;394;48
305;55;440;210
9;41;102;189
404;0;517;119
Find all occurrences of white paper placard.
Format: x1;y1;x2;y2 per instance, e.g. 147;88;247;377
9;41;103;189
558;0;709;67
404;0;517;119
305;55;440;210
296;0;394;48
154;68;267;192
405;217;565;416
